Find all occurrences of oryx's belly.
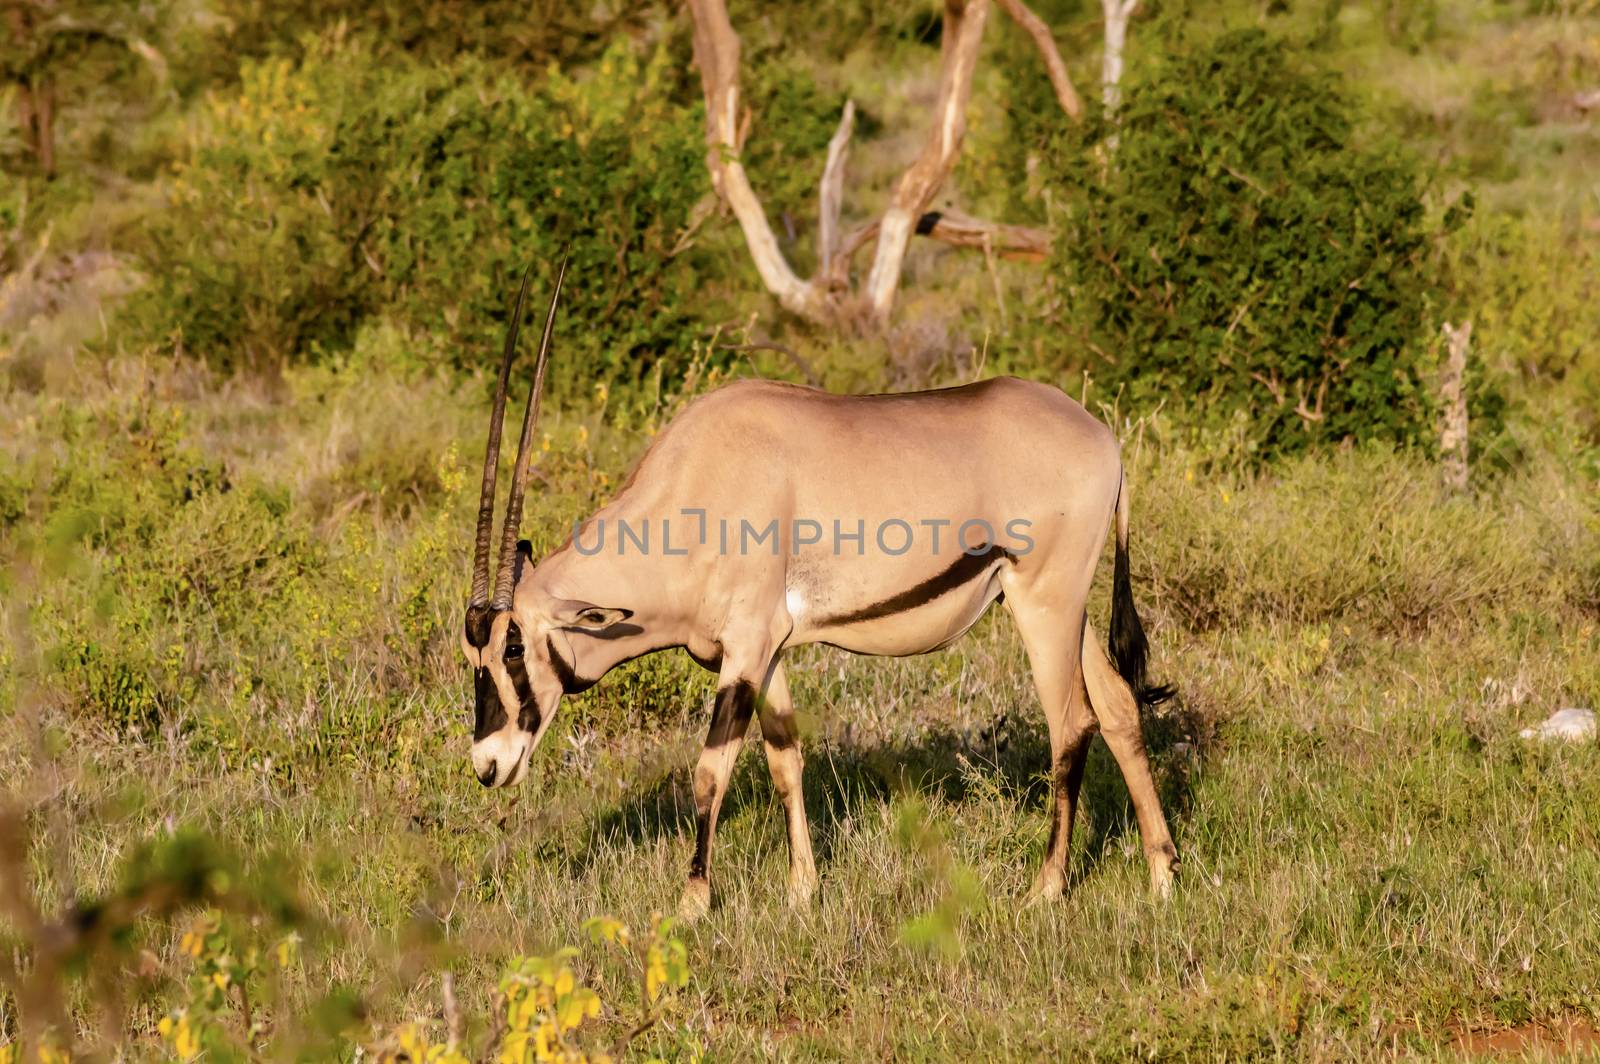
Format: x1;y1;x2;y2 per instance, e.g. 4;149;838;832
791;552;1009;657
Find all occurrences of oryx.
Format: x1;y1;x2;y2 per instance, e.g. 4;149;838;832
462;266;1179;918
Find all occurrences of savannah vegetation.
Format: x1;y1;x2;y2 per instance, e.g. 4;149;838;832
2;0;1599;1058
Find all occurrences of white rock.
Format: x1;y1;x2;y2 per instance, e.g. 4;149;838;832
1519;708;1597;742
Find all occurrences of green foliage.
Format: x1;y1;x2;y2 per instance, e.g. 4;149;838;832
126;34;709;388
207;0;634;71
1446;210;1600;425
892;799;986;958
740;57;849;257
1136;433;1600;634
1037;29;1461;456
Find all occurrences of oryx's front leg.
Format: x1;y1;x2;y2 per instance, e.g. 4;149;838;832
680;616;788;921
681;674;757;920
757;662;817;909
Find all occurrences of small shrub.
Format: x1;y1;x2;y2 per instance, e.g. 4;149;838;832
1445;210;1600;426
127;33;709;391
1034;29;1465;457
1133;440;1567;634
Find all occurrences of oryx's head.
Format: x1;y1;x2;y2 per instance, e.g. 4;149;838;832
461;258;627;788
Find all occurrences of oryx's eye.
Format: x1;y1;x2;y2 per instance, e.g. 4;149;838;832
504;642;524;660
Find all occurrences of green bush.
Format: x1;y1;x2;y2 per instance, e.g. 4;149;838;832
1447;210;1600;411
1033;29;1463;457
127;34;709;390
206;0;621;69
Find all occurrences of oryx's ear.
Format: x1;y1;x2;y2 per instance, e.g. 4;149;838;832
549;599;632;631
511;540;535;588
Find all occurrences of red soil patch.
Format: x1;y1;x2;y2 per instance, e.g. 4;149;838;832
1449;1017;1600;1059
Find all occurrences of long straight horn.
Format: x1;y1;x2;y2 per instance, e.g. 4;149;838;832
491;254;569;610
469;265;535;609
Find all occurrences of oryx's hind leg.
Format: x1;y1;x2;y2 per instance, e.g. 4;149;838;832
1082;620;1178;896
1003;580;1095;905
757;661;817;909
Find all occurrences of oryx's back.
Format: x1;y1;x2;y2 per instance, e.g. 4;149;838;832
636;376;1122;516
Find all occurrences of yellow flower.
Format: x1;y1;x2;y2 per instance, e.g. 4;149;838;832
556;988;601;1032
533;1021;558;1061
397;1024;430;1061
159;1012;201;1061
576;425;589;446
497;1031;530;1064
645;948;667;1004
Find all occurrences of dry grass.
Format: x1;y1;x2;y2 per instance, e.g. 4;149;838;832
3;350;1598;1059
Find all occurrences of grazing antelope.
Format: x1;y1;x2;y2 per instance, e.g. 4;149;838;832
463;266;1179;918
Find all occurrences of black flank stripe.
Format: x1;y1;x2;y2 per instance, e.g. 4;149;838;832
821;544;1013;626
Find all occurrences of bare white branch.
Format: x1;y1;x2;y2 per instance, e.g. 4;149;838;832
1440;321;1472;493
865;0;992;322
818;99;856;282
1101;0;1140;120
995;0;1084;121
686;0;826;320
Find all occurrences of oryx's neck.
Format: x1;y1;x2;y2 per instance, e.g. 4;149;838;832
528;485;707;686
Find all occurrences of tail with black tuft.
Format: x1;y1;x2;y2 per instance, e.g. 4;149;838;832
1110;472;1174;710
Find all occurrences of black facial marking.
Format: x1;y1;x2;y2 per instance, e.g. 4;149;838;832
504;619;541;734
473;664;507;741
546;635;595;695
465;603;494;650
820;544;1014;626
471;611;540;739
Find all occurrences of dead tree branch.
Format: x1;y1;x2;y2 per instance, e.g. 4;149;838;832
1439;321;1471;493
865;0;992;322
687;0;1062;330
686;0;825;320
995;0;1084;121
817;99;856;283
1101;0;1140;120
915;210;1051;260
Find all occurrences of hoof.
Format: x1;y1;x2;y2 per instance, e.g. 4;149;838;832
1149;853;1178;900
678;877;711;923
786;873;818;911
1023;868;1066;909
